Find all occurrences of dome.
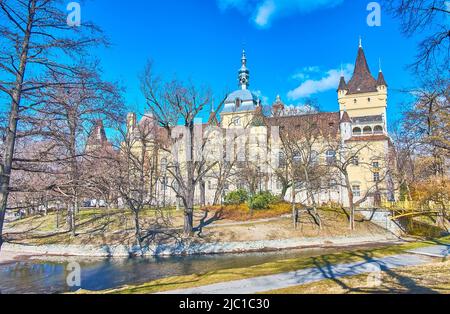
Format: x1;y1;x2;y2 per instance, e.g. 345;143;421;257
225;89;257;104
222;89;259;114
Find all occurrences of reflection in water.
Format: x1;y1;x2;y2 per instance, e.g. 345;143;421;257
0;244;390;294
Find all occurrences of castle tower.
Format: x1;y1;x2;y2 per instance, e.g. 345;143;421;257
338;40;388;128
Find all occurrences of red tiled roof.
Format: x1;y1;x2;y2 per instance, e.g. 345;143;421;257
266;112;341;138
347;47;378;94
337;76;348;91
377;71;388;87
340;111;352;123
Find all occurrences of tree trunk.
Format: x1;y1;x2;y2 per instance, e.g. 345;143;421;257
0;1;36;252
200;180;206;207
344;173;355;230
134;209;143;250
184;207;194;236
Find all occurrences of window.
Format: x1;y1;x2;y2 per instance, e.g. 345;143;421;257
363;126;373;135
293;151;301;165
352;185;361;197
231;116;241;126
235;98;241;108
368;98;371;102
279;151;287;168
351;156;360;166
373;172;380;182
374;125;384;134
372;161;380;168
353;127;362;136
326;150;336;165
276;180;283;190
354;99;357;104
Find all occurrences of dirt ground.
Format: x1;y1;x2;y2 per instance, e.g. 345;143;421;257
4;205;391;246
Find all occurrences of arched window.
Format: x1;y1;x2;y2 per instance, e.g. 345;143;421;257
363;126;373;135
374;125;384;134
353;127;362;136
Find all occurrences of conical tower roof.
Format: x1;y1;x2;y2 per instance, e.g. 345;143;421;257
347;44;378;94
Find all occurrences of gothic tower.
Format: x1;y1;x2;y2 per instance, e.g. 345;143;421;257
338;39;388;129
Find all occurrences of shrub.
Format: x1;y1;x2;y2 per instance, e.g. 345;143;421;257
224;189;249;205
248;191;279;210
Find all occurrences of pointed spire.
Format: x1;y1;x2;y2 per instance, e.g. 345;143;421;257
341;109;352;124
338;76;348;92
346;38;378;94
377;70;388;87
238;49;250;90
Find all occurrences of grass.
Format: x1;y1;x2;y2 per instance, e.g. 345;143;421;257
265;260;450;294
79;236;450;294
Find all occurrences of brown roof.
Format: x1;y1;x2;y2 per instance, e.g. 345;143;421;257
337;76;348;91
340;111;352;123
347;47;378;94
266;112;341;138
87;120;108;148
377;71;388;87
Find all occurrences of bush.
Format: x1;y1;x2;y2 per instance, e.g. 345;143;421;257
224;189;249;205
248;191;279;210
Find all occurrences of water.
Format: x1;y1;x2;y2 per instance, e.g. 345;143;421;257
0;244;389;294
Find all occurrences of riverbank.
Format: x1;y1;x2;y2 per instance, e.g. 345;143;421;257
2;234;401;258
0;250;35;266
85;236;450;294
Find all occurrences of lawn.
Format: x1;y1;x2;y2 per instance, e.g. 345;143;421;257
266;260;450;294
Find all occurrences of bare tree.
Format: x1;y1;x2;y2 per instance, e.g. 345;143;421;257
327;140;392;230
0;0;106;250
384;0;449;74
111;114;161;249
140;62;225;236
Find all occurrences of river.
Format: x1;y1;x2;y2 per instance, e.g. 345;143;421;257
0;243;391;294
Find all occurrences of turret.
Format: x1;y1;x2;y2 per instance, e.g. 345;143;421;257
127;112;137;136
340;110;352;142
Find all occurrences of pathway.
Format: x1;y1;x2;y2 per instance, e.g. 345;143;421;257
159;245;449;294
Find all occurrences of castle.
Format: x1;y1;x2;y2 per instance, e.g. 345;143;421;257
117;41;396;209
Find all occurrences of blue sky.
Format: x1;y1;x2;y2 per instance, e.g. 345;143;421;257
82;0;421;126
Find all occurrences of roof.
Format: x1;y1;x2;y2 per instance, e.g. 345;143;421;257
377;71;388;87
347;47;378;94
225;89;258;104
338;76;348;91
341;111;352;123
266;112;341;138
352;115;384;124
87;120;108;148
222;89;258;113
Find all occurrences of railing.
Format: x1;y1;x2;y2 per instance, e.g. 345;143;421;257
381;200;449;220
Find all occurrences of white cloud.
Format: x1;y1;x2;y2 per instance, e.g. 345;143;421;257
287;63;353;100
217;0;344;28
